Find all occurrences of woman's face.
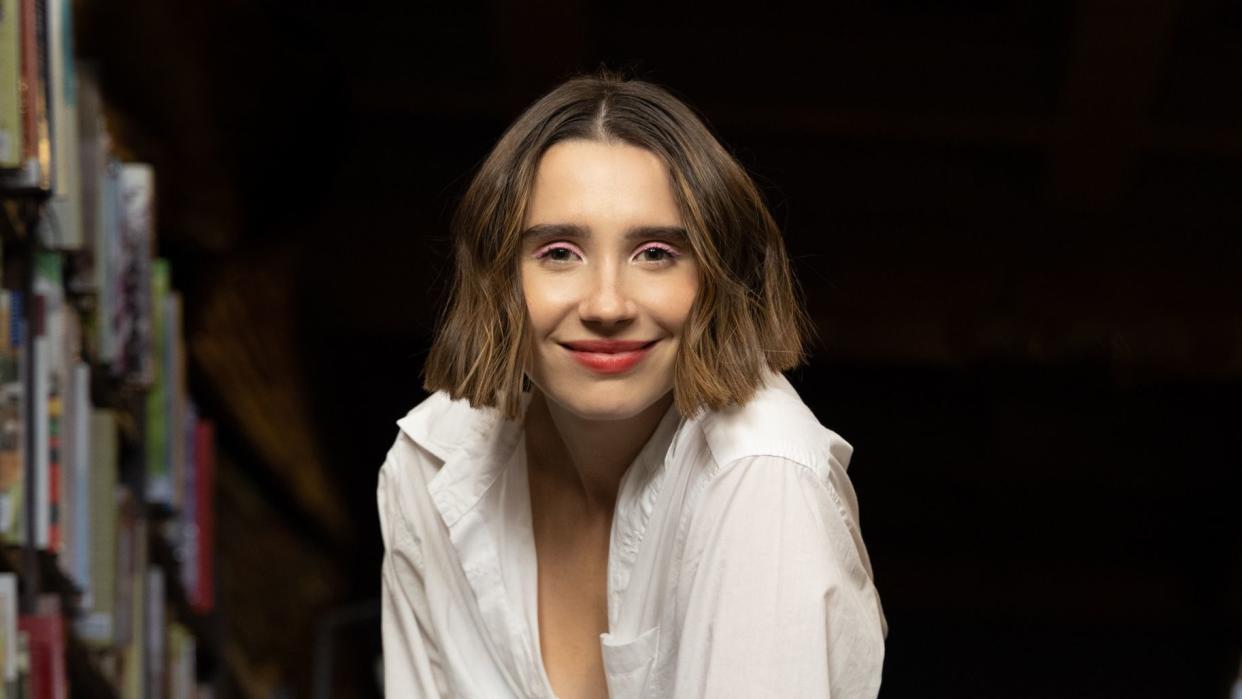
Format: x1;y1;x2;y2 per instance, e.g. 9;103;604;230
520;139;699;421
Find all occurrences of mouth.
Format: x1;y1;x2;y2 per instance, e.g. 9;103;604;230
559;339;659;353
558;339;660;374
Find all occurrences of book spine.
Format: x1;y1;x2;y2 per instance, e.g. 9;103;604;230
192;421;213;613
112;489;135;648
116;164;155;384
145;567;163;699
169;293;183;512
17;604;67;699
96;158;119;364
32;0;50;189
144;259;170;505
69;362;89;597
77;408;117;645
18;0;36;171
44;0;79;247
0;0;21;166
178;404;197;603
31;296;47;550
0;291;25;545
0;572;16;683
46;386;57;553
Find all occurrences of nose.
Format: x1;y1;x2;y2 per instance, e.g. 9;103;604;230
578;265;636;326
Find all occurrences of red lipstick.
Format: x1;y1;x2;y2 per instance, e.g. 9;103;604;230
560;339;658;374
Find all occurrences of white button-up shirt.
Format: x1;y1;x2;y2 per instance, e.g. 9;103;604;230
378;371;888;698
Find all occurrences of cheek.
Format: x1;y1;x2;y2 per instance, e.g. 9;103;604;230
521;267;577;332
639;271;699;330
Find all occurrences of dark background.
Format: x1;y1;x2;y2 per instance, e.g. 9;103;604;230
75;0;1241;696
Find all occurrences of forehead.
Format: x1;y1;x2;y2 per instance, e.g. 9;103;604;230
525;139;683;227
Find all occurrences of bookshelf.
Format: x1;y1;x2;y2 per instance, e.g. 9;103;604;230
1;0;221;696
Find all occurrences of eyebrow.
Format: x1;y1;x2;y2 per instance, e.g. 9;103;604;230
520;223;689;244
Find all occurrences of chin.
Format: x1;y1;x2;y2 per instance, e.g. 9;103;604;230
538;374;674;423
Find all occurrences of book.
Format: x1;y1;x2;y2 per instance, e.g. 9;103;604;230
144;259;169;505
167;622;195;699
0;0;51;188
114;163;154;385
0;572;17;689
0;291;24;545
71;62;104;296
112;487;137;650
118;496;145;699
95;156;121;364
177;402;197;604
32;252;64;552
0;0;21;167
18;595;67;699
27;0;51;189
67;361;89;602
145;567;163;699
190;420;213;614
75;408;117;645
30;295;47;550
168;292;184;512
43;0;77;248
14;629;29;699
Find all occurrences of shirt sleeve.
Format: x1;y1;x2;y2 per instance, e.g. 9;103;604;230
674;455;886;698
378;454;448;697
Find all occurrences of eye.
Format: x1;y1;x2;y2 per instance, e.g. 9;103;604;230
634;243;680;265
533;243;583;264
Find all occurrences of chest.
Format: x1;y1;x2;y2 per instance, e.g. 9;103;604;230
531;502;613;698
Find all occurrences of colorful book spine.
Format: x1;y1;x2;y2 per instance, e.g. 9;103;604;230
31;295;48;550
0;291;24;545
33;252;63;552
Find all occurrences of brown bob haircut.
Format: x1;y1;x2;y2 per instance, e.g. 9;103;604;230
423;71;812;419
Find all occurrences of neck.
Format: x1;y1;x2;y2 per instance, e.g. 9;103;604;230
525;388;674;511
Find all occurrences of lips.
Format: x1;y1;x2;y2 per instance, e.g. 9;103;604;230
560;339;657;353
559;339;659;374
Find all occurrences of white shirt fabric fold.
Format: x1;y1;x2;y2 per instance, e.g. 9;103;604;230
378;371;887;698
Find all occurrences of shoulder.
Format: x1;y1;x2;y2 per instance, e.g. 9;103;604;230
379;389;523;530
376;391;485;521
692;370;853;485
380;389;511;485
676;372;880;594
393;390;506;462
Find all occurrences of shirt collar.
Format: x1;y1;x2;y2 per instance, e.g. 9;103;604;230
396;390;533;527
394;370;844;529
395;389;684;528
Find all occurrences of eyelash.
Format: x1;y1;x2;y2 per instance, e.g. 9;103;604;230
531;242;682;265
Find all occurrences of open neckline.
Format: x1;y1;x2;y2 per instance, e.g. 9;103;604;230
509;434;561;697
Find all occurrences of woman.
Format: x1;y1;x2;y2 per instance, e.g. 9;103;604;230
377;72;887;698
